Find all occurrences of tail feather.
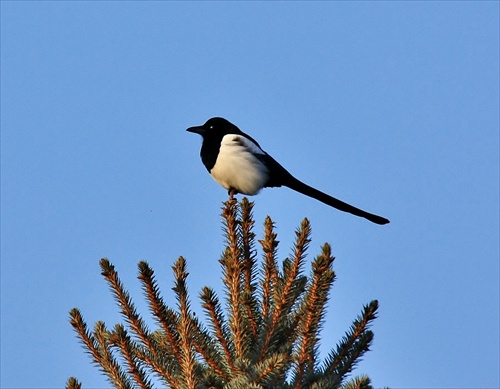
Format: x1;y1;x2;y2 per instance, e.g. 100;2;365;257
260;152;389;225
284;176;390;225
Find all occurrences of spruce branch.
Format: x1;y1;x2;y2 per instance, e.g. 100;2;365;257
200;286;235;375
100;259;151;344
221;195;240;257
69;308;102;371
188;312;231;381
65;377;82;389
108;324;152;389
172;256;197;389
260;215;279;321
273;218;311;327
138;261;182;364
258;218;312;364
70;310;131;388
341;375;374;389
321;300;378;383
93;321;133;389
101;259;178;384
293;243;336;388
239;198;261;341
220;197;252;361
251;352;289;387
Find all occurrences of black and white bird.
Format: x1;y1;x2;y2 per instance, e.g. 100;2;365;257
187;117;389;225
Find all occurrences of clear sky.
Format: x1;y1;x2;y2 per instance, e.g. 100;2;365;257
1;2;498;388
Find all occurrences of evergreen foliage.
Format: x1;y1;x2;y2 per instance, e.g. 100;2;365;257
67;197;378;389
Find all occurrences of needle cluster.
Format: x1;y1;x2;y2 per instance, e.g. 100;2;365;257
67;198;378;389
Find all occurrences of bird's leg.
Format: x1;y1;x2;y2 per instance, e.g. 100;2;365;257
228;188;237;201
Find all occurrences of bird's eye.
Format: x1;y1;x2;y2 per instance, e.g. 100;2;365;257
209;126;214;130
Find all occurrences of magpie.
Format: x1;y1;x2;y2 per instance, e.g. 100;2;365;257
187;117;389;225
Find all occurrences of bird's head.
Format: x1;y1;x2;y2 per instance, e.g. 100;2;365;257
186;117;239;138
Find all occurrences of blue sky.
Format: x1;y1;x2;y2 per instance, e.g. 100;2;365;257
1;2;498;388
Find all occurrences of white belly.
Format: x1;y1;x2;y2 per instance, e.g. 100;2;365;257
210;134;269;195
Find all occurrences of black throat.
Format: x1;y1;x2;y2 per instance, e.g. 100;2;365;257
199;133;225;172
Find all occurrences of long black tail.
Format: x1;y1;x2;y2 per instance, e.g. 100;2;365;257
284;176;390;225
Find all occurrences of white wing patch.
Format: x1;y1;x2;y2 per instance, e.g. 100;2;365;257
210;134;269;195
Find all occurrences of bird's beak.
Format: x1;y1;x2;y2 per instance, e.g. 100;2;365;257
186;125;205;135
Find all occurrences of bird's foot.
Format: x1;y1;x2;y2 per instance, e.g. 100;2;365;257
228;188;238;201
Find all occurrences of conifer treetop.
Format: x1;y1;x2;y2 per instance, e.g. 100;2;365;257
67;197;379;389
